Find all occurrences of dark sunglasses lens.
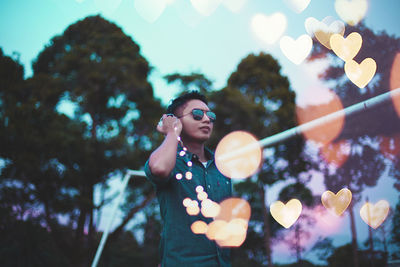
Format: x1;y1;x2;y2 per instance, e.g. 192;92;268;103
206;111;216;122
192;109;204;120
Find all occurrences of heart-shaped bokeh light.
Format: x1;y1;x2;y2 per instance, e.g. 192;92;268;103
190;0;222;16
335;0;368;26
305;16;345;49
330;32;362;62
134;0;167;23
222;0;247;13
283;0;310;13
215;131;262;179
251;13;287;45
270;199;302;229
280;34;313;65
344;58;377;88
360;200;390;229
321;188;352;216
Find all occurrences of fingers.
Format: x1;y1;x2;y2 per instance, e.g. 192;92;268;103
157;114;180;134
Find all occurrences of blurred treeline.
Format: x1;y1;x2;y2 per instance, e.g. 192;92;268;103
0;15;400;267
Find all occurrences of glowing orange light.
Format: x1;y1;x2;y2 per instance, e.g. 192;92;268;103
215;219;248;247
201;199;221;218
360;200;390;229
321;188;352;216
215;131;262;179
196;185;204;193
320;140;351;167
216;198;251;222
379;134;400;161
205;198;252;247
390;52;400;117
183;198;192;207
185;171;193;180
296;89;344;146
206;220;227;240
191;220;208;234
186;206;200;216
197;191;208;201
185;199;200;216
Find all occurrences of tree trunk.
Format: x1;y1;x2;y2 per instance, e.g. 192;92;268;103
87;116;97;265
367;197;375;267
88;185;95;262
109;191;156;242
76;194;87;243
260;185;273;267
295;224;301;264
349;201;360;267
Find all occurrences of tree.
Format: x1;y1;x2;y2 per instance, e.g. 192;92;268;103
207;52;309;266
277;182;316;263
0;48;89;265
390;199;400;260
307;22;400;267
310;237;335;265
326;243;387;267
164;72;213;96
2;15;163;265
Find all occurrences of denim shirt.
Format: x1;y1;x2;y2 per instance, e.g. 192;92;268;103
144;144;232;267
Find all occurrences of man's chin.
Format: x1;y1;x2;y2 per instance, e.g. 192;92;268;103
197;134;211;142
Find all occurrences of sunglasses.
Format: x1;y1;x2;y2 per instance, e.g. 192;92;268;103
178;109;216;122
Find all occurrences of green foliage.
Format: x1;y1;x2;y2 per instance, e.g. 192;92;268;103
278;182;314;207
207;52;309;265
307;22;400;267
1;15;163;265
0;219;71;267
164;72;213;96
391;200;400;259
326;243;387;267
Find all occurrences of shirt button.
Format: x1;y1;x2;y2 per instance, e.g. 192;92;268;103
208;185;211;189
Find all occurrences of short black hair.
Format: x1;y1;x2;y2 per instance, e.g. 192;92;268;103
166;91;208;115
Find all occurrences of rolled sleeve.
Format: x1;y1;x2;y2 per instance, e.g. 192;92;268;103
144;159;172;187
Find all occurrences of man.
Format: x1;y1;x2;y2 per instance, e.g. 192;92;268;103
145;91;232;267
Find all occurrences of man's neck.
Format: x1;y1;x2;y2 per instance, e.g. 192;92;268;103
181;139;207;162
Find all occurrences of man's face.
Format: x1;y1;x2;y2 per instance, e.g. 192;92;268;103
178;99;214;142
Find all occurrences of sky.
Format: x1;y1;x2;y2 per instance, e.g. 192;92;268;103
1;0;400;265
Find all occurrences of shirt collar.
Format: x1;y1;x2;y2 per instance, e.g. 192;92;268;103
177;143;214;162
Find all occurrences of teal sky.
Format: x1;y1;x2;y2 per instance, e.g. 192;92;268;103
1;0;400;104
1;0;400;264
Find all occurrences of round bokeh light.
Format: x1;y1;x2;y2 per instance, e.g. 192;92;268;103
215;131;262;179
